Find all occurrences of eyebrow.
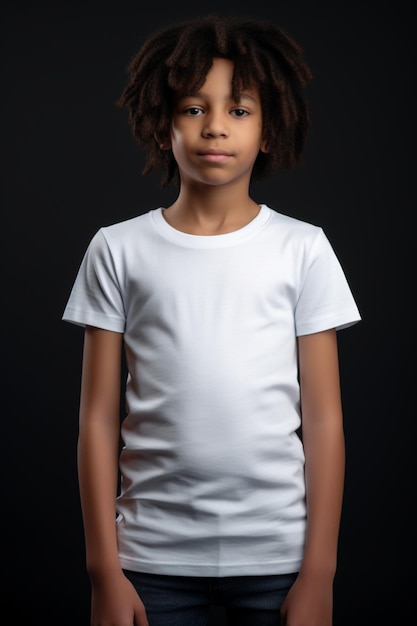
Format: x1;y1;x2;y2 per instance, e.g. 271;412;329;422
179;91;258;105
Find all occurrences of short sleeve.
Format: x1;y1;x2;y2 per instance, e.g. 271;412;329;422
295;228;361;336
62;229;126;332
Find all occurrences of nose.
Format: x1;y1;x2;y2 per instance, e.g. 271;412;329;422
202;110;229;138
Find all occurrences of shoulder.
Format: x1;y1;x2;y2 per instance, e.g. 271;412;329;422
100;209;157;239
263;205;327;250
265;205;321;234
80;209;161;269
85;208;160;252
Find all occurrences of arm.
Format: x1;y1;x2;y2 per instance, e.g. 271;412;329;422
78;326;148;626
280;328;345;626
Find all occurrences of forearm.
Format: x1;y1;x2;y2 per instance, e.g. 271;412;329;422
78;417;121;577
300;418;345;576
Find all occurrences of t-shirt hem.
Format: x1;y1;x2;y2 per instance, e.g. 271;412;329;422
296;310;361;336
119;557;302;577
62;307;125;333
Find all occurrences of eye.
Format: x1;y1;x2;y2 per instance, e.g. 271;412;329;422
231;108;249;118
184;106;204;116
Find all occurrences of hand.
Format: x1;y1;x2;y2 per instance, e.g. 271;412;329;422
280;570;334;626
90;569;149;626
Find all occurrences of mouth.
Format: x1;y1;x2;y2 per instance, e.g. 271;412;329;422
197;150;233;163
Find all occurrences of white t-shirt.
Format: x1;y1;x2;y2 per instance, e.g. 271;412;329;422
62;204;361;577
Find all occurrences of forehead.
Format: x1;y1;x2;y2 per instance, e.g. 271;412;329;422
176;57;260;100
194;58;234;91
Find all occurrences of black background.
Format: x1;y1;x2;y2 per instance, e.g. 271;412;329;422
2;2;413;625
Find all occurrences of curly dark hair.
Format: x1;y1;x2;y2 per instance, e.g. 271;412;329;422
116;14;313;188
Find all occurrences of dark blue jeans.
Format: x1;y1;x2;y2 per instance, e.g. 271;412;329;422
123;570;298;626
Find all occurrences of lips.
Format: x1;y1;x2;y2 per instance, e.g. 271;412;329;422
199;149;232;156
197;149;233;162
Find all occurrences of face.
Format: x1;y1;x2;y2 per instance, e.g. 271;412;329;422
166;58;267;188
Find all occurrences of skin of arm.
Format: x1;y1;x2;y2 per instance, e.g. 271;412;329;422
78;326;149;626
280;328;345;626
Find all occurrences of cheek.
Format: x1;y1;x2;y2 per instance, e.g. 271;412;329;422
170;124;187;149
170;124;197;159
170;134;191;166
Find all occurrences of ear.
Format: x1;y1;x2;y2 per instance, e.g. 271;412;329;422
260;138;269;153
154;133;171;150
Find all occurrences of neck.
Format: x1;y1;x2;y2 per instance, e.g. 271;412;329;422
164;185;260;236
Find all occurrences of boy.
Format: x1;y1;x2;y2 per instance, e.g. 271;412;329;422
63;14;361;626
